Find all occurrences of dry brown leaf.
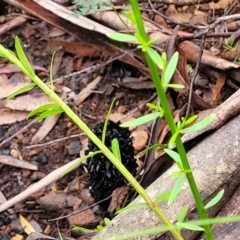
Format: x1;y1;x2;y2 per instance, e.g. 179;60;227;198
10;234;24;240
19;214;36;235
168;13;193;24
0;109;28;125
122;77;154;89
0;82;32;99
209;0;234;9
0;64;47;74
108;186;129;213
2;93;52;111
80;137;88;158
189;14;207;25
31;114;61;144
212;72;227;107
221;49;240;61
74;75;102;105
49;40;101;57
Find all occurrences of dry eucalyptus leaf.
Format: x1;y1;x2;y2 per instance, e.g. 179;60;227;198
108;186;129;213
3;93;52;111
19;214;36;235
0;109;28;125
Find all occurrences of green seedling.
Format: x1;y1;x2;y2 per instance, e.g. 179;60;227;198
73;218;111;232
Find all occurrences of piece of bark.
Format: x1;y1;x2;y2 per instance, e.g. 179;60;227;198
179;41;240;70
93;112;240;240
198;185;240;240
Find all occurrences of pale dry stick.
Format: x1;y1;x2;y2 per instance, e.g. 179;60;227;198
195;14;240;38
0;158;80;212
24;133;86;149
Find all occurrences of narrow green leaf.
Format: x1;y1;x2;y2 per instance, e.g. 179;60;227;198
164;149;182;169
36;107;64;120
154;192;170;203
138;143;166;155
178;207;188;223
168;173;186;205
27;102;59;119
72;225;95;233
120;112;159;127
104;218;111;225
116;202;147;214
164;52;179;85
102;98;116;143
0;45;25;74
180;114;215;134
49;51;56;90
171;171;183;179
176;222;204;231
107;33;138;43
96;225;103;231
146;47;163;69
183;115;197;126
135;33;144;45
165;84;185;89
111;138;121;162
146;103;163;114
204;189;224;210
15;36;34;77
147;37;157;46
5;82;36;101
168;131;178;147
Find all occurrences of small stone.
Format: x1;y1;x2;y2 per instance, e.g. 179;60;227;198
66;195;79;207
131;130;148;151
37;192;67;211
38;152;48;164
10;149;19;158
66;141;81;155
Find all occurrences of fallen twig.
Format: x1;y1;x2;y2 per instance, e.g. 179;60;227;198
0;158;80;212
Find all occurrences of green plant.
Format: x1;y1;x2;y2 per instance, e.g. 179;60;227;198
223;38;238;51
73;217;111;233
107;0;217;239
186;64;194;74
0;38;182;239
0;3;232;239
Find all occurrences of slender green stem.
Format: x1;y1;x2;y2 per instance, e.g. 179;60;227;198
31;75;182;240
0;41;182;239
130;0;214;239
